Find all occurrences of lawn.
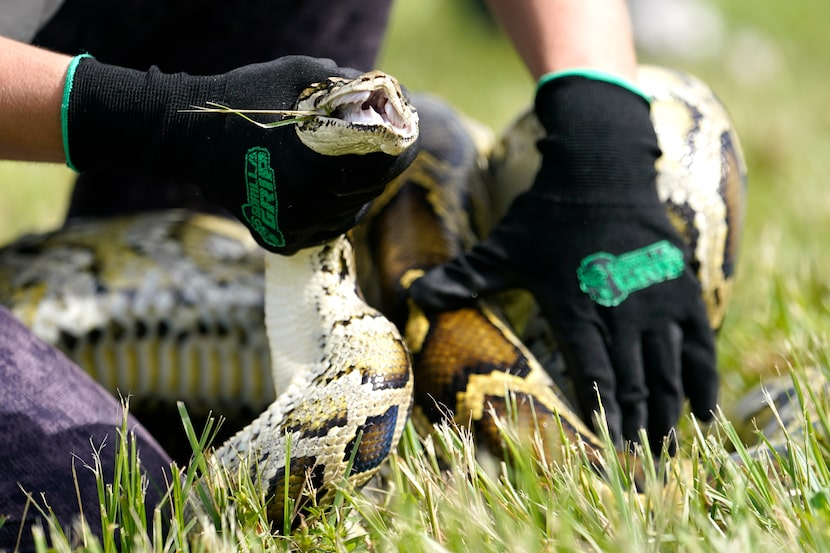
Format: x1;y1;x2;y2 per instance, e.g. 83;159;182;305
2;0;830;550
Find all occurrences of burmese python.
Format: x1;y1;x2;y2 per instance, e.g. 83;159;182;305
0;66;746;524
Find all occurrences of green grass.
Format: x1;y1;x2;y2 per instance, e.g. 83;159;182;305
4;0;830;550
14;372;830;553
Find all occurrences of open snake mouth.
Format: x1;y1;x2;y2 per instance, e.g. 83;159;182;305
331;89;412;132
296;71;419;156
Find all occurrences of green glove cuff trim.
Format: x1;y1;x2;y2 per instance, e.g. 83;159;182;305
61;53;94;173
537;68;651;103
576;240;684;307
241;147;286;248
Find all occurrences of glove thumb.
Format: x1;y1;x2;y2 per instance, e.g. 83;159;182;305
409;241;517;311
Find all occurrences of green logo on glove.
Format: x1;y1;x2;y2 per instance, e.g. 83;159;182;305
241;147;285;248
576;240;685;307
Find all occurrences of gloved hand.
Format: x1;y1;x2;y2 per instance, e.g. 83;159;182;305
409;73;717;453
62;55;417;254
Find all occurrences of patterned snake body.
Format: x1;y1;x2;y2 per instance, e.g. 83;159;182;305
0;213;273;411
215;236;412;519
0;66;746;524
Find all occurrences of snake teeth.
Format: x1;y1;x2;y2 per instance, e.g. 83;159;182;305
295;71;419;156
330;89;413;136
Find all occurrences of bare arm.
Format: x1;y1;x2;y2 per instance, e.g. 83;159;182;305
0;36;72;162
484;0;638;81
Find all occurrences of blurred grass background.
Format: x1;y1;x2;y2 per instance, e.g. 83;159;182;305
2;0;829;413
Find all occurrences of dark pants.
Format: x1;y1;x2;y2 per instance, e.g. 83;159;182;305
1;2;392;549
0;307;172;551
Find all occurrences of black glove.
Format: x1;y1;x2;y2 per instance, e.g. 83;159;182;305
63;55;417;254
409;75;717;453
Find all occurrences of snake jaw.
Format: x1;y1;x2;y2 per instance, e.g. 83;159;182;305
295;71;419;156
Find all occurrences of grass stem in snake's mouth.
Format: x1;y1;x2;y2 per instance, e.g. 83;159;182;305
179;102;319;129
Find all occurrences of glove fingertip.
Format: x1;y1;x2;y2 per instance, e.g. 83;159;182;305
695;409;716;424
679;312;719;421
685;372;718;423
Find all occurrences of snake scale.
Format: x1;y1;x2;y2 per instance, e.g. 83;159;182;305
0;66;746;525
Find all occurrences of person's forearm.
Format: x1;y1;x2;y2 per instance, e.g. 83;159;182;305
484;0;638;82
0;36;72;163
